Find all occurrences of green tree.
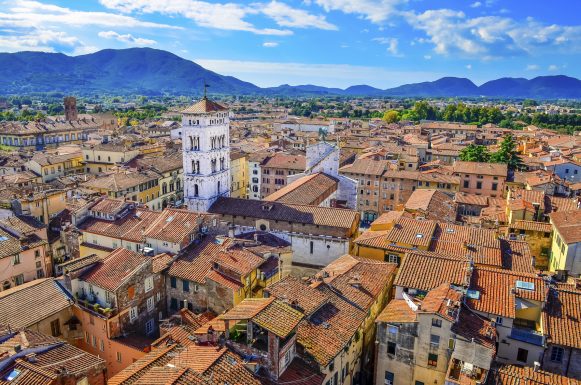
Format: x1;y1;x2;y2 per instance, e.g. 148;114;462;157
382;110;401;123
459;144;491;162
490;134;524;170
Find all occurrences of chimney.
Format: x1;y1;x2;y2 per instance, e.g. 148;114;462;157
64;96;78;121
533;362;541;372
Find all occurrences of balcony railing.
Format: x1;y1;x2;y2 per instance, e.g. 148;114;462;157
509;327;544;346
76;294;117;318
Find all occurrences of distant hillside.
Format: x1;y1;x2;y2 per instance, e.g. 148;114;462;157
0;48;579;99
0;48;260;96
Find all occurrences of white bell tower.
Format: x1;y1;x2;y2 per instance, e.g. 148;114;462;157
181;94;230;212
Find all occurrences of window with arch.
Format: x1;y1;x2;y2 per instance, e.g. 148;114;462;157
194;184;199;197
217;181;221;194
211;159;217;173
176;179;181;191
162;182;168;195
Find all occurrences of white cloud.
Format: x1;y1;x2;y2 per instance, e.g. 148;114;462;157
194;58;443;88
98;30;156;45
100;0;334;35
372;37;400;56
466;64;472;69
0;0;180;30
423;54;431;59
526;64;540;71
0;28;81;52
262;41;279;47
470;2;482;8
260;1;337;30
312;0;404;24
405;9;581;58
548;64;559;71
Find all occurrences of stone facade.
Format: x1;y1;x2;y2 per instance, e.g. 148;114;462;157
182;99;231;212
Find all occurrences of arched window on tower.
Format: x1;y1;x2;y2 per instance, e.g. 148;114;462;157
220;157;225;171
189;136;194;150
217;181;221;195
211;159;216;173
194;184;199;197
192;160;197;174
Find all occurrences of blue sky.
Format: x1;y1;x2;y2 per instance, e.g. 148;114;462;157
0;0;579;88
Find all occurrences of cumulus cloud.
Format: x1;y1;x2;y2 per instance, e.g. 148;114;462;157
372;37;400;56
526;64;540;71
548;64;559;71
262;41;279;47
470;2;482;8
405;9;581;58
261;1;337;30
100;0;335;35
312;0;404;23
98;30;156;45
0;28;77;52
0;0;180;29
466;64;472;69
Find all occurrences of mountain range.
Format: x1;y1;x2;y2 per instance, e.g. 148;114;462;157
0;48;579;99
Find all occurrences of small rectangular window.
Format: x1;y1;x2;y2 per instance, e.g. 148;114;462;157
428;353;438;367
170;276;177;289
183;280;190;292
550;346;564;363
432;318;442;327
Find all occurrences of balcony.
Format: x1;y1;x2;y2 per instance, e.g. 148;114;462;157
75;294;117;318
509;327;544;346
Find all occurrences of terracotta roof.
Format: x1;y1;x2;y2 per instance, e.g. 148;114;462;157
453;161;507;177
0;278;72;329
263;152;306;170
316;254;397;310
80;208;205;244
264;172;338;205
222;298;274;320
394;252;470;292
168;236;266;284
376;299;417;323
209;197;359;231
489;364;581;385
550;210;581;244
509;220;552;233
181;98;227;114
467;267;546;318
151;253;173;273
265;275;329;316
252;299;304;338
384;217;438;247
543;286;581;349
80;248;149;292
339;158;388;176
297;286;367;367
0;329;105;380
452;304;496;349
89;197;127;214
421;283;463;322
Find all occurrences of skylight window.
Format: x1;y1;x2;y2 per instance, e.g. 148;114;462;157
446;228;455;233
0;236;7;242
515;280;535;291
5;369;20;381
415;233;424;238
466;290;480;300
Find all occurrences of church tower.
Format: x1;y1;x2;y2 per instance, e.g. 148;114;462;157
181;95;230;212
